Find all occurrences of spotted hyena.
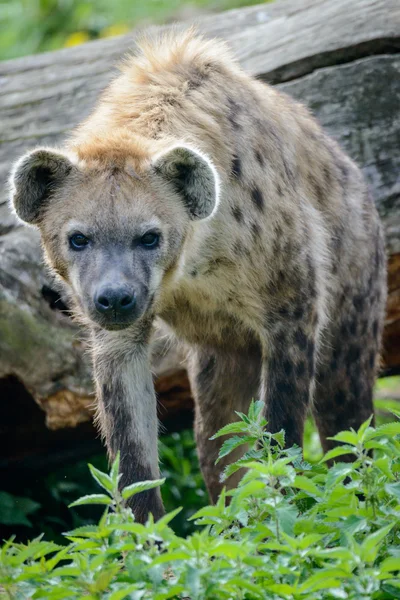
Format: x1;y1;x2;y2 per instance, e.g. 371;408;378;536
10;31;386;521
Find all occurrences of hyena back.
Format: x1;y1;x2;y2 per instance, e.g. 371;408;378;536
10;31;386;520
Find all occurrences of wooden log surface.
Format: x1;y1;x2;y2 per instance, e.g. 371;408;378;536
0;0;399;458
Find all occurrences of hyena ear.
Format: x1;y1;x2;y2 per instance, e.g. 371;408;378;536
152;145;220;220
10;148;75;225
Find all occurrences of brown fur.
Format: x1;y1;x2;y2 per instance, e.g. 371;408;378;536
10;29;387;518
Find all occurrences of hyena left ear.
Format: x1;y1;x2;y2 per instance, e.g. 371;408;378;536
152;145;220;220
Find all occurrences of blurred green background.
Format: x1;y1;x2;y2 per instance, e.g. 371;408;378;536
0;0;269;61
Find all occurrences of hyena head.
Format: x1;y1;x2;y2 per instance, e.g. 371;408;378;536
10;142;220;330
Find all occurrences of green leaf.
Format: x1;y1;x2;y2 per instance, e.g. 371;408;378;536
88;464;113;493
276;505;298;536
267;583;294;595
293;475;322;497
385;482;400;501
110;452;120;485
361;523;394;562
321;445;356;462
271;429;285;448
216;435;256;463
248;399;265;422
357;415;374;438
121;478;165;500
380;557;400;572
327;431;359;446
109;586;143;600
151;551;191;565
154;586;185;600
375;456;395;480
210;421;249;439
368;422;400;439
69;494;112;507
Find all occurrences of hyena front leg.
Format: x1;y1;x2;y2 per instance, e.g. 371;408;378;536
91;327;164;523
261;312;319;448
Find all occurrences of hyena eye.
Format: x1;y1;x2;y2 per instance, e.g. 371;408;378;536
69;233;90;250
140;231;160;248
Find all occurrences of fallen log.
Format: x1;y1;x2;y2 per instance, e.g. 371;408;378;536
0;0;399;465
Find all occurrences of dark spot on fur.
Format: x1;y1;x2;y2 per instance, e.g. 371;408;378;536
233;241;245;256
252;222;261;239
294;329;308;349
197;355;216;389
372;320;378;338
232;156;241;179
190;268;198;277
293;305;304;320
310;174;324;202
347;344;361;364
277;305;290;319
296;361;306;378
276;182;283;197
277;379;296;397
255;150;264;166
349;319;357;336
283;359;294;378
232;205;244;223
353;295;365;312
251;187;264;211
335;390;346;406
307;340;315;377
369;351;375;369
228;97;241;129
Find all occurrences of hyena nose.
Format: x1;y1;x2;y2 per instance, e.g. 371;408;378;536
95;286;136;317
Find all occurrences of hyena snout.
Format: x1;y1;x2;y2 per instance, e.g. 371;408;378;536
94;284;137;322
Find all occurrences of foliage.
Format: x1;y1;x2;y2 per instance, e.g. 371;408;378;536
0;432;206;543
0;0;271;61
1;401;399;599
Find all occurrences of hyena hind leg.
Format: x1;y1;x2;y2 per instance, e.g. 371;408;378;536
187;346;262;503
313;295;384;454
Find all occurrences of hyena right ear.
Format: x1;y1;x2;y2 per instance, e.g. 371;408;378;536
10;148;75;225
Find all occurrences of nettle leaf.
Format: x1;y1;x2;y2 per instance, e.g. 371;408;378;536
293;475;322;498
210;421;249;439
388;407;400;420
321;445;356;462
361;523;394;562
69;494;113;507
248;399;266;422
367;422;400;439
325;463;354;488
277;505;298;536
108;586;143;600
375;456;395;480
216;435;257;463
327;431;359;446
121;478;165;500
380;557;400;573
385;482;400;501
356;415;374;441
271;429;285;448
88;464;114;493
110;452;121;485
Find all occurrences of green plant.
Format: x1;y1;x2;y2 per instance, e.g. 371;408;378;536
1;401;399;599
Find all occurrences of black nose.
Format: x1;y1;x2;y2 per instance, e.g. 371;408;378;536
95;286;136;318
